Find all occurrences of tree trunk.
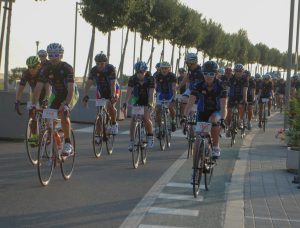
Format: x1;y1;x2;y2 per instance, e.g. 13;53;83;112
88;26;95;73
149;37;155;73
139;37;144;60
4;0;13;91
160;39;165;62
82;27;95;88
133;29;137;75
107;31;111;62
0;0;9;72
117;27;129;78
170;43;175;72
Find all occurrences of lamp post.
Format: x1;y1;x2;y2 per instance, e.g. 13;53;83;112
36;41;39;54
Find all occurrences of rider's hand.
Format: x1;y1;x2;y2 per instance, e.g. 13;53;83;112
14;100;21;116
82;95;89;107
220;118;226;129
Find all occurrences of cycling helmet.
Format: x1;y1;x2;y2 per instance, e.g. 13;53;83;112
94;52;108;62
26;56;40;67
225;67;232;74
234;63;244;71
178;67;186;73
134;61;148;72
244;70;251;77
47;43;64;54
218;67;225;75
263;74;271;79
202;60;219;73
185;53;198;64
155;62;160;69
255;73;261;79
37;49;47;57
160;61;171;68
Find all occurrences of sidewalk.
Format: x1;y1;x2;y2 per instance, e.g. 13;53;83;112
225;113;300;228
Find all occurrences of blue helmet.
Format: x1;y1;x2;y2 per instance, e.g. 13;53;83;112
185;53;198;64
234;63;244;71
202;60;219;73
134;61;148;72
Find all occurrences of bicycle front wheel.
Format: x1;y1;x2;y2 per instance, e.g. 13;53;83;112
93;116;103;158
37;129;54;186
25;118;39;165
263;105;266;132
60;129;76;180
159;124;166;151
193;140;204;198
204;145;214;191
187;125;194;159
132;123;141;169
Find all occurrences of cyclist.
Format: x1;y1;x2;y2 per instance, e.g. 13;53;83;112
123;61;155;151
37;49;51;68
15;56;50;145
244;70;255;130
258;73;273;128
182;60;227;159
82;52;119;135
225;64;248;134
217;67;225;80
32;43;77;156
153;62;160;80
177;67;187;117
154;61;177;136
276;77;285;110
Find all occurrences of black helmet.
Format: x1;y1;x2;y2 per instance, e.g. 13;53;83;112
178;68;186;73
244;70;251;77
94;52;108;62
202;60;219;73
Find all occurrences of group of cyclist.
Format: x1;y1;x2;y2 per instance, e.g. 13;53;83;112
15;42;299;164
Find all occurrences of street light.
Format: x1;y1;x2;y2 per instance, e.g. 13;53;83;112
36;41;39;54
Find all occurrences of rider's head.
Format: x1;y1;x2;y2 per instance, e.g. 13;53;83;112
26;56;40;75
134;61;148;79
255;73;261;80
244;70;251;78
178;67;186;76
234;64;244;77
225;67;233;77
185;53;198;70
37;49;47;62
263;74;271;81
155;62;160;71
160;61;171;76
202;60;218;85
94;52;108;70
47;43;63;65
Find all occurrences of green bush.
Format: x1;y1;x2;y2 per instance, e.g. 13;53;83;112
286;90;300;147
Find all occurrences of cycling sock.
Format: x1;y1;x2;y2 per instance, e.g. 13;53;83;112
65;138;71;144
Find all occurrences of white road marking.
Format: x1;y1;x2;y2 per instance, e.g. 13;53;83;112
166;182;205;190
158;193;203;202
245;216;300;223
148;207;198;217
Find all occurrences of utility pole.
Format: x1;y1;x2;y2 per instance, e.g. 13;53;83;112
295;0;300;73
3;0;12;91
73;2;79;76
36;41;39;54
0;0;9;73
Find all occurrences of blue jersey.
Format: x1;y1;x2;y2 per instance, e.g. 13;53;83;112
188;65;204;90
228;75;249;98
155;72;176;100
191;79;227;113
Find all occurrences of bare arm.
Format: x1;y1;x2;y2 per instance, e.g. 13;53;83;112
148;88;154;106
32;82;44;105
125;87;133;104
84;79;94;97
184;95;196;117
64;82;74;105
220;97;227;119
110;79;116;97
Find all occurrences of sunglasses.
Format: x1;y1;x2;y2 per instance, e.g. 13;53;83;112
203;72;216;77
48;53;60;59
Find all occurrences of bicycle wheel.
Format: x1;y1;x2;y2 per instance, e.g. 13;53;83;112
204;143;214;191
93;115;103;158
37;129;54;186
25;118;39;165
193;140;204;198
61;129;76;180
159;124;166;151
132;123;141;169
105;115;114;155
263;105;266;132
141;126;147;165
165;115;171;148
231;114;237;147
187;125;194;159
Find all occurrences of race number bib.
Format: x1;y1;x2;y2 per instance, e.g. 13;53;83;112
95;99;107;107
42;109;58;119
195;122;212;133
132;106;145;115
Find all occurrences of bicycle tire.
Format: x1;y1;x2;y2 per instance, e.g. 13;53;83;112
231;113;237;147
193;140;204;198
204;142;214;191
61;129;76;180
25;118;39;165
263;104;266;132
105;115;114;155
37;129;54;186
132;123;141;169
141;126;147;165
187;125;194;159
159;124;166;151
165;114;171;148
93;115;103;158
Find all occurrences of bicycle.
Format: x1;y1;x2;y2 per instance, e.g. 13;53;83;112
91;99;115;158
192;122;217;198
241;103;247;138
175;94;183;128
278;94;284;113
37;108;76;186
261;98;269;132
158;100;172;151
230;104;239;147
131;106;148;169
186;105;197;159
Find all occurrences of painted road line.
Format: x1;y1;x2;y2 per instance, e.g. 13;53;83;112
166;182;205;190
245;216;300;223
139;224;190;228
148;207;198;217
119;150;188;228
158;193;203;202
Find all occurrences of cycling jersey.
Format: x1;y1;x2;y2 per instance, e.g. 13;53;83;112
220;75;231;87
187;65;204;90
260;80;273;98
255;79;262;95
38;61;74;109
88;64;117;99
227;75;249;106
247;77;256;103
177;75;186;94
20;69;46;104
191;79;227;122
155;72;176;100
276;82;285;94
128;73;155;106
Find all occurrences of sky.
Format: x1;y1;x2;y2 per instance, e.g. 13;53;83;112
0;0;295;77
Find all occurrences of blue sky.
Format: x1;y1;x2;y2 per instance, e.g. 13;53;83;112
0;0;293;76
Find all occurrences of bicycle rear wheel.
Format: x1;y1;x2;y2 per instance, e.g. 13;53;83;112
25;118;39;165
193;140;204;198
61;129;76;180
37;129;54;186
204;144;214;191
132;123;141;169
159;124;166;151
231;113;237;147
105;116;114;155
165;115;171;148
93;116;103;158
187;125;194;159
